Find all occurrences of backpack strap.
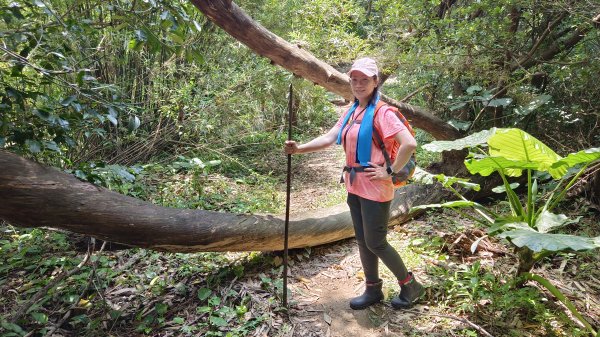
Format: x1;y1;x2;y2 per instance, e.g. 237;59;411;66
372;103;417;185
372;102;393;169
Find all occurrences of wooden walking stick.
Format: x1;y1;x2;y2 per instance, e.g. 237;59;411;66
283;83;293;308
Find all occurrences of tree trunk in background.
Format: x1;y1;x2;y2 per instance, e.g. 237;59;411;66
189;0;462;141
0;151;449;252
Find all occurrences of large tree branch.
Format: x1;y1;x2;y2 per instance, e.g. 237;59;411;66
190;0;461;141
0;151;447;252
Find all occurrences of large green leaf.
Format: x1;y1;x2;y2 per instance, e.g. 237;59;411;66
535;210;580;233
549;148;600;179
422;128;497;152
487;128;561;172
464;156;539;177
498;230;600;253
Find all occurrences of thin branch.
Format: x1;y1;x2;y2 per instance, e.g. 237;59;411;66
401;84;430;103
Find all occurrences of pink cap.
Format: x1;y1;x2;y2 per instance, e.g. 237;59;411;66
348;57;379;77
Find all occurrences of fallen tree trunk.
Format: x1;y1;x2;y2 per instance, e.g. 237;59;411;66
189;0;461;141
0;151;447;252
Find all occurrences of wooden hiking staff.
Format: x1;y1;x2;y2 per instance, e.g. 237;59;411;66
283;83;293;308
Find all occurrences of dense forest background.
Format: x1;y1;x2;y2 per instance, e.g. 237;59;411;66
1;0;599;336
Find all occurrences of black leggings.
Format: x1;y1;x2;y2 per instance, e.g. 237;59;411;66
347;193;408;283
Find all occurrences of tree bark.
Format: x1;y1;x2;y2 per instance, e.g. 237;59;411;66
189;0;461;141
0;151;448;252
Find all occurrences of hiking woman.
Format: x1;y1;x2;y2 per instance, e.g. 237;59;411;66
284;57;423;310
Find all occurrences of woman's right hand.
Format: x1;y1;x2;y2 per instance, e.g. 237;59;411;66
284;140;299;155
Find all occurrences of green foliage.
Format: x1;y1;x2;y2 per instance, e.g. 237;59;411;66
419;127;600;255
429;262;591;336
417;127;600;336
1;224;282;337
261;0;373;63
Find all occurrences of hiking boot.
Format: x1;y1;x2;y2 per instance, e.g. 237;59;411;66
349;279;384;310
391;272;424;309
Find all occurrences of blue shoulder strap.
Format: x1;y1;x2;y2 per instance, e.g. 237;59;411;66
336;93;380;166
336;101;359;145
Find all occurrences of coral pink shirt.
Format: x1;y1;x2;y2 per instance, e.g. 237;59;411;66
336;105;406;202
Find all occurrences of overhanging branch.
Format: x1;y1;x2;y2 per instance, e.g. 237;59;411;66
189;0;461;140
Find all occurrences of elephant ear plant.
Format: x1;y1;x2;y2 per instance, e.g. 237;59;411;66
413;128;600;336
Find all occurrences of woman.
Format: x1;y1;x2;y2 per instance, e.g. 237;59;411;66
284;57;424;310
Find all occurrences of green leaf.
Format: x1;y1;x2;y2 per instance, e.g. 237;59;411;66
128;38;142;51
448;119;471;131
498;230;600;253
155;302;168;315
31;312;48;324
488;128;561;172
1;321;25;334
197;288;211;301
535;210;579;233
465;157;536;177
422;128;497;152
208;296;220;306
210;316;228;327
549;148;600;179
60;95;77;106
411;200;477;212
432;174;480;190
43;140;61;152
185;49;204;64
106;114;118;126
449;102;467;111
487;98;512;107
169;31;184;44
196;306;211;314
492;182;519;193
466;85;482;95
26;139;41;153
515;94;551;116
33;108;52;122
128;115;141;131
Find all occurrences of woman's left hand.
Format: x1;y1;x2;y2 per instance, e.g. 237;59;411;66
365;162;391;181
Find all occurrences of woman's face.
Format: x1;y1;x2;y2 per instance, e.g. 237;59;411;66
350;71;378;103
